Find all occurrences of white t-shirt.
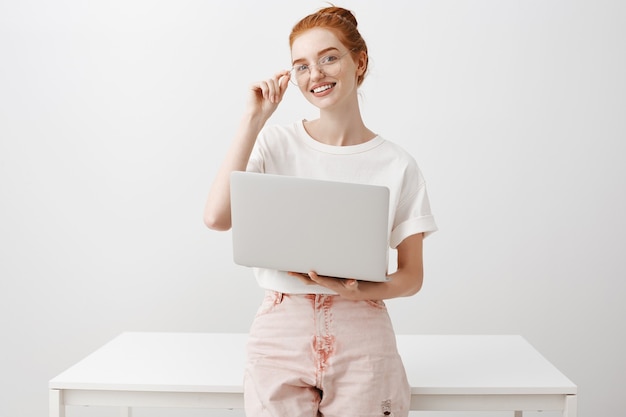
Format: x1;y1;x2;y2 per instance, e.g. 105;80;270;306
245;120;437;294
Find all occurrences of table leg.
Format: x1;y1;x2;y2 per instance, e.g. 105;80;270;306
49;389;65;417
120;407;132;417
564;394;578;417
514;411;523;417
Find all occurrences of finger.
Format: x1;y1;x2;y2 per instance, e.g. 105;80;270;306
253;80;270;101
278;70;291;91
307;271;326;285
255;71;289;104
308;271;339;287
267;73;284;103
309;272;359;292
264;78;277;103
344;279;358;288
288;271;310;279
273;71;291;102
275;70;290;82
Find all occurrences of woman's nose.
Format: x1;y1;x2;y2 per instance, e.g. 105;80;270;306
309;65;324;80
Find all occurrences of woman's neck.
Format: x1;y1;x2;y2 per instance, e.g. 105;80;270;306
306;103;375;146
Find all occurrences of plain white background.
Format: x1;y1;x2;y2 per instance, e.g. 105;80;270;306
1;1;624;416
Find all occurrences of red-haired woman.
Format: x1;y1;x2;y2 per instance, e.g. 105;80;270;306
204;6;437;417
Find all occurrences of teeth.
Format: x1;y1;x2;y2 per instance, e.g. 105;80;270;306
312;84;334;93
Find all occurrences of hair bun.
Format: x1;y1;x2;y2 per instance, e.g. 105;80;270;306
319;6;358;27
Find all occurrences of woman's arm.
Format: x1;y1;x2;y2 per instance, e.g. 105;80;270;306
203;71;291;231
293;232;425;300
202;114;266;231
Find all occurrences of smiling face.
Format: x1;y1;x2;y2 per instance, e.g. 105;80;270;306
291;28;365;110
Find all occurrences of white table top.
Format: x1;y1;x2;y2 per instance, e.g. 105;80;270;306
49;332;576;396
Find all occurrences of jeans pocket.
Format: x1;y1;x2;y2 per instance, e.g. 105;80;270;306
254;291;283;318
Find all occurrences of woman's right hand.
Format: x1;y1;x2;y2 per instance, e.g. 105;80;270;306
203;70;291;231
246;70;291;121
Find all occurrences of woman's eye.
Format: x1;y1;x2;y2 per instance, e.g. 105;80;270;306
295;65;309;72
320;55;338;65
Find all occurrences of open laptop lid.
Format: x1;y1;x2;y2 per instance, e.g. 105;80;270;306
230;171;390;282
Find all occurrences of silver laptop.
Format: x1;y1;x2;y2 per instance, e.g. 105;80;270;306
230;171;390;282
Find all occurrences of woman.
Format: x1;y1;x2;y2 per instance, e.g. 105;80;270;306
204;6;437;417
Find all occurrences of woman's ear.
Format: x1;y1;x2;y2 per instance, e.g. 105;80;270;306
356;50;368;76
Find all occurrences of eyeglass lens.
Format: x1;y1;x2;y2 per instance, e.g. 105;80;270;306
290;53;347;86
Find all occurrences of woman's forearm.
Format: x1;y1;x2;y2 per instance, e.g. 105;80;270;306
203;114;266;231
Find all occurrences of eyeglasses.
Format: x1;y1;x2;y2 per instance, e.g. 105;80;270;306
290;49;354;86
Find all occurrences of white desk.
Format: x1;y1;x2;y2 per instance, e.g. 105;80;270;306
49;332;577;416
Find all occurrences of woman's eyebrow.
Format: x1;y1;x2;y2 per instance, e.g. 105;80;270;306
292;47;340;64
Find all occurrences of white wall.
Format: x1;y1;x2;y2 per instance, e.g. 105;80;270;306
1;1;624;416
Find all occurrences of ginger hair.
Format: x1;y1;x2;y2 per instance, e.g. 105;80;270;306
289;6;369;86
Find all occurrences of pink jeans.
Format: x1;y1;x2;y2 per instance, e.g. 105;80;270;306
244;291;410;417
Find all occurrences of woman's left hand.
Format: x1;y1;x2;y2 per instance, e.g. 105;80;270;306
288;271;361;299
287;233;425;301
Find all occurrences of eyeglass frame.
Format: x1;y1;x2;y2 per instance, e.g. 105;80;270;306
289;49;356;86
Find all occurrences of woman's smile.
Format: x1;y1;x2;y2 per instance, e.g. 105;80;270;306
311;82;336;95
